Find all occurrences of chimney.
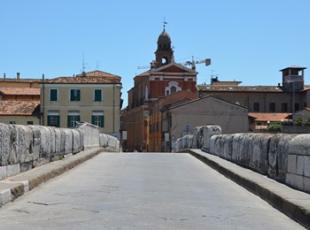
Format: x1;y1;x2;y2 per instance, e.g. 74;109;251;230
16;72;20;80
3;73;6;80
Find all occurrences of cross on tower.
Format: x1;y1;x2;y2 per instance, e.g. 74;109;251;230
163;19;168;31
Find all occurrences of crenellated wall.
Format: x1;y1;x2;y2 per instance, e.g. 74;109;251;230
0;123;120;180
175;125;310;194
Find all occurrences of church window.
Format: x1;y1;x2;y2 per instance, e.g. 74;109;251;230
253;102;260;112
170;86;177;94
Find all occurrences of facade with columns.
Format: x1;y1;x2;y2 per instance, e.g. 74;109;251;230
121;28;198;152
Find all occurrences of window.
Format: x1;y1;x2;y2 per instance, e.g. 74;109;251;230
269;103;276;112
295;103;300;112
27;121;33;125
91;111;104;128
253;102;260;112
47;111;60;127
94;89;102;101
170;86;177;94
67;111;80;128
281;103;288;112
50;89;58;101
70;89;80;101
9;121;16;124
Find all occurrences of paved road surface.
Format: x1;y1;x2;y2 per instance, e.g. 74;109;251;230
0;153;305;229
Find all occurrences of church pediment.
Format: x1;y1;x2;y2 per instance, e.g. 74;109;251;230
155;63;194;73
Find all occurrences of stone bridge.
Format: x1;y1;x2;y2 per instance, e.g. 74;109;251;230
0;124;310;229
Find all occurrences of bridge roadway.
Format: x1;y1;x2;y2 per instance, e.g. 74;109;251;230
0;152;305;229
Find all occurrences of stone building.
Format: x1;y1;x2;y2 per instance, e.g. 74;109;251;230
41;70;122;135
164;96;249;151
198;66;308;114
121;28;198;152
148;90;198;152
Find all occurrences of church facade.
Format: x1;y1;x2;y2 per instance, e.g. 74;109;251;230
121;28;197;152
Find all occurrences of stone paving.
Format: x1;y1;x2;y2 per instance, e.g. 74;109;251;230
0;152;305;230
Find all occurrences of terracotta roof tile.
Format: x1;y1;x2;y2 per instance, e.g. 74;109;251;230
0;100;40;116
46;70;121;84
0;87;40;96
248;113;291;122
198;84;283;92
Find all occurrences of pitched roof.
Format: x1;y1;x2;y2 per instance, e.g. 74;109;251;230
158;90;198;108
248;113;291;122
45;70;121;84
0;87;40;96
0;100;40;116
198;84;283;93
136;62;195;77
168;95;248;111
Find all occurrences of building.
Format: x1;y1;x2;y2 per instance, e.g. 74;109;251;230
148;90;198;152
199;67;308;114
0;72;40;88
41;70;121;135
121;28;198;152
248;113;291;131
164;96;249;150
0;75;41;125
0;100;40;125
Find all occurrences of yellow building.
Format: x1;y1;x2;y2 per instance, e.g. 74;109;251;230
41;70;122;135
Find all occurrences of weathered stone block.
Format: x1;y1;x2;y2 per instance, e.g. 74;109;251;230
54;128;62;154
288;134;310;156
30;126;41;160
201;125;222;152
48;127;56;155
304;156;310;177
15;125;36;164
286;173;304;190
296;156;305;176
304;176;310;193
8;125;18;165
64;129;73;155
6;164;20;177
0;123;11;166
192;126;204;149
287;155;297;174
72;129;82;154
99;134;109;147
223;135;233;160
78;123;99;148
0;166;6;180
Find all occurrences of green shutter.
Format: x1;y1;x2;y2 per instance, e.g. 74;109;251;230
70;90;74;101
95;90;102;101
101;115;104;128
50;89;57;101
77;90;80;101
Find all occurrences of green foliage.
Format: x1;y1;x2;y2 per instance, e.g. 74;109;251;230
267;122;282;132
295;117;303;126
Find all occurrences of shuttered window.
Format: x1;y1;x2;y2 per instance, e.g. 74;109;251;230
94;89;102;101
70;89;80;101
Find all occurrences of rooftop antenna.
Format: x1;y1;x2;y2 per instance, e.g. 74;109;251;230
82;53;86;76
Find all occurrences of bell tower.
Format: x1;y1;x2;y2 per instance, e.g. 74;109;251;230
154;23;174;68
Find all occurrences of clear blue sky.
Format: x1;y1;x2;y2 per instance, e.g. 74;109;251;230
1;0;309;106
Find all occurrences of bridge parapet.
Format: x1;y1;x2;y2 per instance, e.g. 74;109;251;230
175;125;310;194
0;122;120;181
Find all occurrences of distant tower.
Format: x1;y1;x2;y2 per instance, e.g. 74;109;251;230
281;66;306;92
154;21;174;68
